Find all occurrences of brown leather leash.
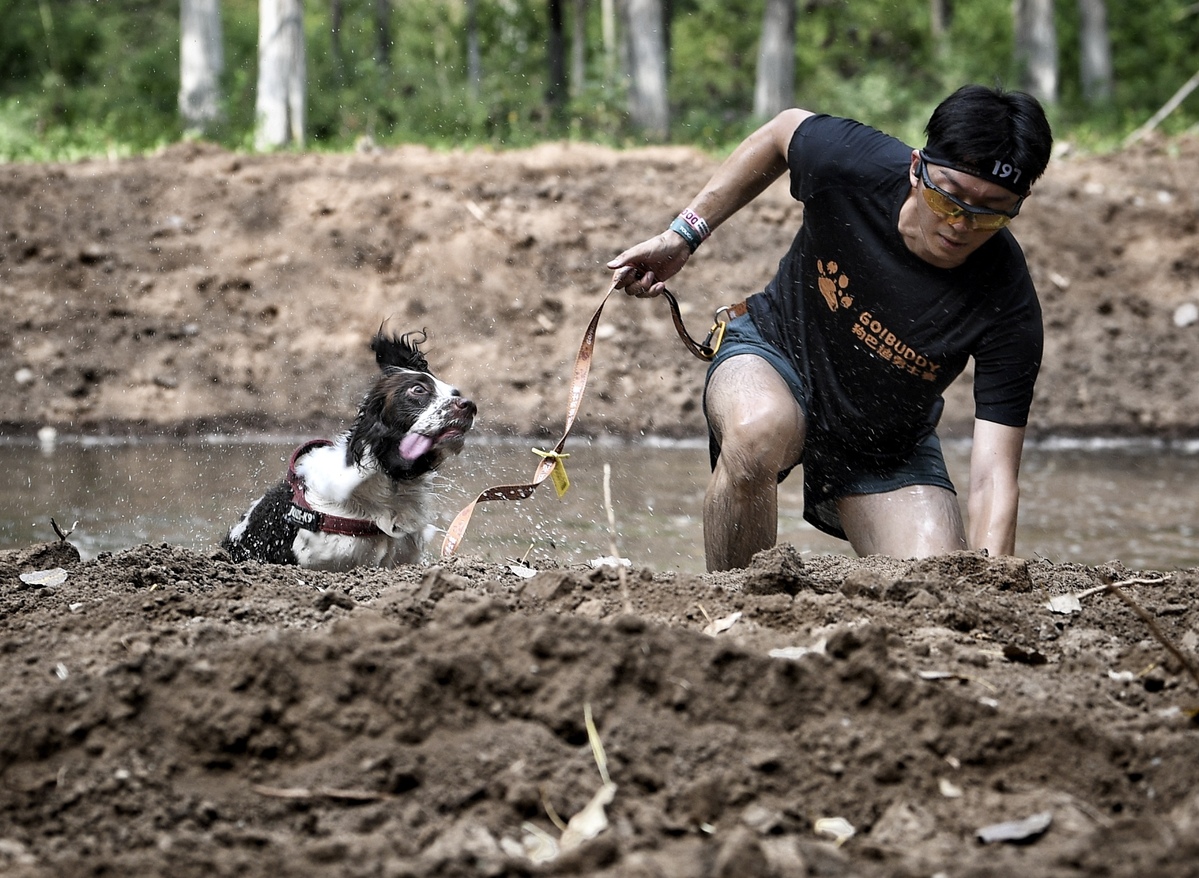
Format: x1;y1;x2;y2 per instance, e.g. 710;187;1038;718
440;285;742;557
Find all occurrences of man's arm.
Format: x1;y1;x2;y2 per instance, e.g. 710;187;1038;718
967;418;1027;556
609;108;813;298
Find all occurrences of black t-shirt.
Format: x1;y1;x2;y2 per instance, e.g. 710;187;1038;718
745;114;1043;460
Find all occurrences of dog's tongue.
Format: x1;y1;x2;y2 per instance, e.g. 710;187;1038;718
399;433;434;461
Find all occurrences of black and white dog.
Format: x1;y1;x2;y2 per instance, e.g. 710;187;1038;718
221;329;476;570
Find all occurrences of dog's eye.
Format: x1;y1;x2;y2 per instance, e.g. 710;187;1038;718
408;383;430;397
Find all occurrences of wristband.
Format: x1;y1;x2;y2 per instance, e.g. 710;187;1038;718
678;208;711;241
668;209;711;253
669;217;703;252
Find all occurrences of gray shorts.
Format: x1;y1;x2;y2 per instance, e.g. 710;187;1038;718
703;314;955;541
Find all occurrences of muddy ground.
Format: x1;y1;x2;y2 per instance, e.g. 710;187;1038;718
2;137;1199;876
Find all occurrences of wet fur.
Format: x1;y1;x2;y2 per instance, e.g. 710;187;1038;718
221;329;475;570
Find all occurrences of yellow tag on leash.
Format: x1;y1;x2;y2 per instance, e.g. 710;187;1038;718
532;448;571;498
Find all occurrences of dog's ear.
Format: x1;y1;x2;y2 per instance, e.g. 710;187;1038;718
347;383;391;469
371;328;430;373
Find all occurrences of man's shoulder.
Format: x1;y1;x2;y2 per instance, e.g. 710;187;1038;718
964;231;1039;303
791;115;910;187
796;115;908;157
974;229;1031;274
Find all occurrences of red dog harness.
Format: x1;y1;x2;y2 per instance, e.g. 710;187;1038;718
286;439;384;537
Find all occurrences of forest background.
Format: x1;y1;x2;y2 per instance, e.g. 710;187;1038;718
1;0;1198;164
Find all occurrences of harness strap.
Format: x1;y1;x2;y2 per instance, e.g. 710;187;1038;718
440;286;744;557
287;439;385;538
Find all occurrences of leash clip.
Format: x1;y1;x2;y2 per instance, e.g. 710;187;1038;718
700;320;726;361
700;303;741;360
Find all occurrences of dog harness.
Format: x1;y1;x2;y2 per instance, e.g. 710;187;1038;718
286;439;385;537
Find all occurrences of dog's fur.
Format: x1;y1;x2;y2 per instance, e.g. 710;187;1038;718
221;329;476;570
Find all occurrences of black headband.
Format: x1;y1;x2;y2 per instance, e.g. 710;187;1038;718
920;149;1029;196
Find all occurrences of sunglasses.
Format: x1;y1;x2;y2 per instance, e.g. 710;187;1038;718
917;153;1024;231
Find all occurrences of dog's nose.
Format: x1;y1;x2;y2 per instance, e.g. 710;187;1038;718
454;396;477;418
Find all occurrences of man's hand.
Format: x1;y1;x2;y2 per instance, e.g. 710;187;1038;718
607;231;692;298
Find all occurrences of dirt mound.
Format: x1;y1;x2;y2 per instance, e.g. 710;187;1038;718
2;541;1197;876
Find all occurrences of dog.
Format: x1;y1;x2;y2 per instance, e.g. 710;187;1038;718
221;328;476;570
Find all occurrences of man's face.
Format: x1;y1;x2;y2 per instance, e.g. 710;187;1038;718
904;150;1026;269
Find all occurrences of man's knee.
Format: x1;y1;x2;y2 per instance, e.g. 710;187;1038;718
707;354;805;480
839;486;966;557
716;409;800;482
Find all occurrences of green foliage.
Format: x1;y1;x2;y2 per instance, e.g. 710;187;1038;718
1;0;1198;162
0;0;182;159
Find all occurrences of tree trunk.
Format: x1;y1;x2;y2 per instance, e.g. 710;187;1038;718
466;0;481;100
330;0;344;80
375;0;391;69
570;0;587;96
179;0;224;134
662;0;673;80
753;0;795;120
930;0;952;36
255;0;306;150
1077;0;1112;104
930;0;952;58
1013;0;1057;104
547;0;568;118
621;0;669;139
602;0;619;85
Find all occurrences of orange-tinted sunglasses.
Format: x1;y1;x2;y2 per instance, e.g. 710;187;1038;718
918;153;1024;231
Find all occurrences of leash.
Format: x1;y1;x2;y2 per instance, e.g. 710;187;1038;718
440;285;742;557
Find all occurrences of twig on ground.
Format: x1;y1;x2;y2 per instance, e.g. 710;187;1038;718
539;785;568;831
1102;578;1199;695
1075;575;1168;600
603;463;632;613
251;784;394;802
584;701;611;786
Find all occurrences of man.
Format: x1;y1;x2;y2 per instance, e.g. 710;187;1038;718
608;85;1053;571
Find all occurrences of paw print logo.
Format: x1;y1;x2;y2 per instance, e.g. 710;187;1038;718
817;260;854;312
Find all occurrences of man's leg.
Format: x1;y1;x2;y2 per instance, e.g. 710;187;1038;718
837;485;968;558
703;355;806;571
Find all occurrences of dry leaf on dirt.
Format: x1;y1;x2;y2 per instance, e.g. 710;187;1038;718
976;810;1054;844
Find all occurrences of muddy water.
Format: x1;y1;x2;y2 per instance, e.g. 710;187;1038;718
2;435;1197;572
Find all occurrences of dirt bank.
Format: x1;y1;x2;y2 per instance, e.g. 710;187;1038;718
3;136;1199;440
